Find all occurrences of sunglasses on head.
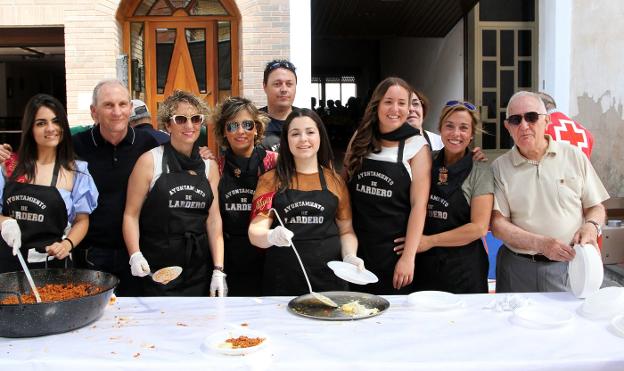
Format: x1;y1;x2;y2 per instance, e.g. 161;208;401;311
445;100;476;111
506;112;546;126
226;120;255;133
266;61;296;73
170;114;204;125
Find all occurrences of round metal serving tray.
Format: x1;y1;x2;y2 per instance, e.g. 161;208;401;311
287;291;389;321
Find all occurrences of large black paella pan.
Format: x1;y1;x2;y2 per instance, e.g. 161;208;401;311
0;269;118;337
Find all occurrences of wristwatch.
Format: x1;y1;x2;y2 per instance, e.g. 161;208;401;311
585;220;602;237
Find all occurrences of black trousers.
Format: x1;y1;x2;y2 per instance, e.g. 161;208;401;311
73;246;143;296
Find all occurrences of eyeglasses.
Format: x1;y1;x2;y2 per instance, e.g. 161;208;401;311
170;114;204;125
506;112;547;126
225;120;255;133
266;60;296;73
445;100;476;111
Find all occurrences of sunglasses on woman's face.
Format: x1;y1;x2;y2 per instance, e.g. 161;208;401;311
506;112;546;126
170;114;204;125
445;100;477;111
225;120;255;133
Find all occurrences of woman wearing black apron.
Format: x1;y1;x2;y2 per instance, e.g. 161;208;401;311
343;77;431;294
411;101;493;293
0;94;98;273
249;108;365;296
213;97;277;296
123;90;226;296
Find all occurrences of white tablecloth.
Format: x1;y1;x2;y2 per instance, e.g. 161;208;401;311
1;293;623;370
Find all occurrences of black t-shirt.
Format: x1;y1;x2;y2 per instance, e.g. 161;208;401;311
72;125;159;250
259;106;297;152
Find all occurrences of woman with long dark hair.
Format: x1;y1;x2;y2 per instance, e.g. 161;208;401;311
0;94;98;273
213;97;277;296
123;90;226;296
343;77;431;294
248;108;364;296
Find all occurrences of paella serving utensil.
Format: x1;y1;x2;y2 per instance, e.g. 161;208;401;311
15;251;41;303
269;208;338;308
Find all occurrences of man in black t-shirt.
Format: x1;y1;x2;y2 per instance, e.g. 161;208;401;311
259;59;298;151
72;79;159;296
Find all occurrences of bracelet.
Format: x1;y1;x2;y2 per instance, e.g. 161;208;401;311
213;265;224;273
63;237;75;251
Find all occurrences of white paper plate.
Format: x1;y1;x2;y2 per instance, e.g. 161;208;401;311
513;305;573;329
569;244;604;298
580;287;624;320
611;315;624;338
202;329;269;356
407;291;463;311
327;261;378;285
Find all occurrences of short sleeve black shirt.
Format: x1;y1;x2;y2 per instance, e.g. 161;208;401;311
72;126;159;250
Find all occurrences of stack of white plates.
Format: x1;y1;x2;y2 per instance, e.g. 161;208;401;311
406;291;464;311
611;315;624;338
579;286;624;320
568;244;604;298
327;261;378;285
512;305;574;329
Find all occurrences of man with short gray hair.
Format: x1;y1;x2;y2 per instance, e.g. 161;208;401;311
129;99;169;145
490;91;609;293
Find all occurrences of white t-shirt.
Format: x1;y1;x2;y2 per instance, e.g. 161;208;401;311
148;146;211;190
425;130;444;151
366;135;429;179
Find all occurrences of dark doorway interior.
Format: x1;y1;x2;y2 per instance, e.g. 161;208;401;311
0;27;65;149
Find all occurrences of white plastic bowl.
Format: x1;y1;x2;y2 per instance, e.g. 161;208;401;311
580;286;624;320
568;244;604;298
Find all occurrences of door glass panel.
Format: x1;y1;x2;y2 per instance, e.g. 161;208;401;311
518;30;532;56
482;30;496;57
479;0;535;22
130;23;145;100
190;0;228;15
500;70;514;109
170;0;191;8
482;61;497;88
134;0;157;16
500;112;512;148
500;30;514;67
149;0;173;16
482;92;497;120
217;21;232;100
483;123;497;149
156;28;176;94
186;29;207;94
518;61;531;88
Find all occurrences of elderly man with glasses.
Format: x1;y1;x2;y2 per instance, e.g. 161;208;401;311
259;59;298;151
490;91;609;293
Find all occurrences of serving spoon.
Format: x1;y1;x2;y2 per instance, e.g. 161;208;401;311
149;266;183;285
269;208;338;308
16;250;41;303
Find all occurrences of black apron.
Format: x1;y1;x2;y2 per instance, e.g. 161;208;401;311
263;167;347;296
348;141;413;295
219;148;266;296
413;150;489;294
0;160;69;273
139;150;213;296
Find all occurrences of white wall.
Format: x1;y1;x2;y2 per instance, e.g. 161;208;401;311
379;20;464;132
570;0;624;197
289;0;311;109
538;0;571;114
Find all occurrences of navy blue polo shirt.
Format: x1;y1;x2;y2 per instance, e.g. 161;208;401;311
73;125;159;250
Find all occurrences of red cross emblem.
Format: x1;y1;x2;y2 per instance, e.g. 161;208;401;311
552;119;589;151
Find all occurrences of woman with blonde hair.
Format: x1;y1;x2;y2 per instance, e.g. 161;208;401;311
123;90;226;296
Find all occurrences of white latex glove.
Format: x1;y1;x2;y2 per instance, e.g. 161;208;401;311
129;251;150;277
1;219;21;255
210;269;228;297
267;226;294;247
343;254;365;272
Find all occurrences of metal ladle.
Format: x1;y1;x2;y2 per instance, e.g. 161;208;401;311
16;250;41;303
269;208;338;308
149;266;183;285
